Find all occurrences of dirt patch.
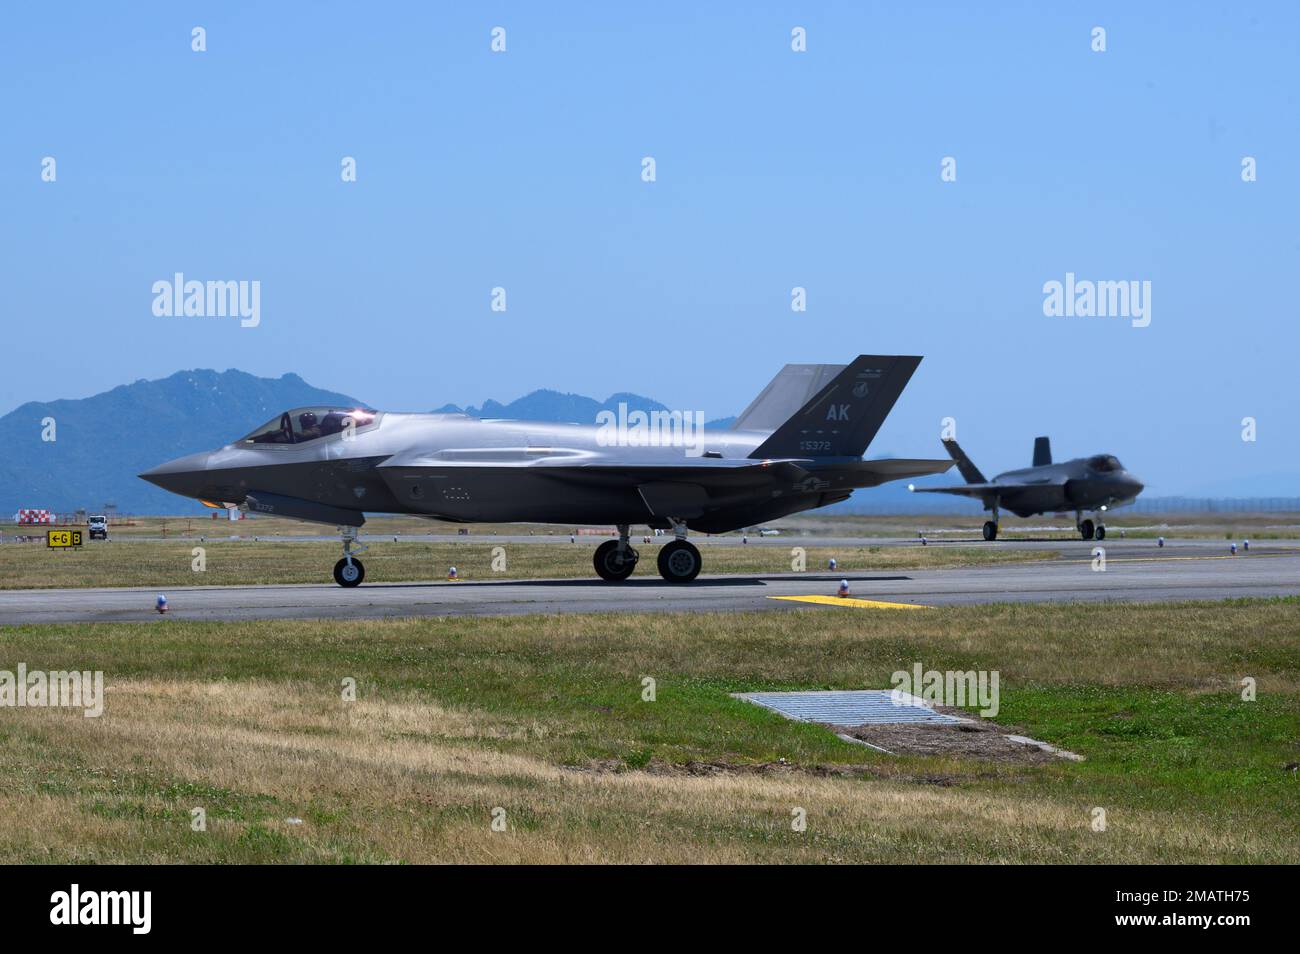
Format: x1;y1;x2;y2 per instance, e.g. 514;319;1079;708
571;757;871;780
568;705;1079;779
832;707;1073;764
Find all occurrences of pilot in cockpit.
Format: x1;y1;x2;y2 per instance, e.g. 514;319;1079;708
297;411;322;442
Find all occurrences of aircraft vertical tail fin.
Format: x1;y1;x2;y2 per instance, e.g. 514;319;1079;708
1032;436;1052;468
732;363;846;432
941;439;987;484
748;355;921;460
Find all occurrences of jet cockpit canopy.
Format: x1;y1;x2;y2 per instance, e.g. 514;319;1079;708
1086;454;1122;473
241;407;379;445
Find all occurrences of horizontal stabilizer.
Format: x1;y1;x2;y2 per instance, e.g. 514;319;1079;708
852;458;954;478
837;458;953;488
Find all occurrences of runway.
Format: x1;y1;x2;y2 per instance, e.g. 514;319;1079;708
2;539;1297;625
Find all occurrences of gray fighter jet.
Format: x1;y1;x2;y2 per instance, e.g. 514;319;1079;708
141;355;952;586
909;437;1144;541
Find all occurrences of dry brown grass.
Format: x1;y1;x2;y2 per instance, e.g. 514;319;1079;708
0;676;1280;864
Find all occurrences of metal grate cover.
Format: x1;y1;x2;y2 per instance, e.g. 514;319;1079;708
734;689;964;726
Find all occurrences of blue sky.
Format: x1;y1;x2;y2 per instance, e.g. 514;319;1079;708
2;2;1297;494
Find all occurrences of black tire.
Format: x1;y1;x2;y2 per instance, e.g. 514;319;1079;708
333;557;365;587
593;540;637;581
982;521;998;542
1095;525;1106;541
1080;519;1095;541
657;540;702;583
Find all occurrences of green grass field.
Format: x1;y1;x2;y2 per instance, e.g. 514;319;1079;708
1;599;1295;863
0;539;1051;589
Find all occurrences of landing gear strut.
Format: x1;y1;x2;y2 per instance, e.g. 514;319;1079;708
657;519;701;583
333;526;368;587
593;525;638;581
982;499;1000;541
1077;511;1096;541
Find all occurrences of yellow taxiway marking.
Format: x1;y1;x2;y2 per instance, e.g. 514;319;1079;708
769;595;932;610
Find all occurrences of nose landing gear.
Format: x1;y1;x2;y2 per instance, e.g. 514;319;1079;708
593;525;639;581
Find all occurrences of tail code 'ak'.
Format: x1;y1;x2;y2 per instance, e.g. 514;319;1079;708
749;355;921;460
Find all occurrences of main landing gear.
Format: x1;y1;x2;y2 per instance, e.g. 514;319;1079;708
593;525;639;582
333;526;368;587
982;500;1000;541
1076;511;1104;541
657;540;701;583
656;519;701;583
592;520;702;583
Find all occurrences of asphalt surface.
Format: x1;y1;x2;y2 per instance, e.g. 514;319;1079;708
2;538;1296;625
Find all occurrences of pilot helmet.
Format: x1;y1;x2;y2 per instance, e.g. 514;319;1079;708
298;411;319;429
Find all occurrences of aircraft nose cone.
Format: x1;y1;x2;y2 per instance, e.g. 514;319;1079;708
139;451;212;496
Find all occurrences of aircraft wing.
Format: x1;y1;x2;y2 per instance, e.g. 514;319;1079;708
377;450;812;470
572;457;814;473
910;482;1006;497
911;475;1062;497
380;450;949;486
377;452;818;497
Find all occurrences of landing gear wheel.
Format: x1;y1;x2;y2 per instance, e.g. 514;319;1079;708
1080;519;1095;541
333;557;365;587
657;540;701;583
593;540;638;581
1095;525;1106;541
982;521;998;541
